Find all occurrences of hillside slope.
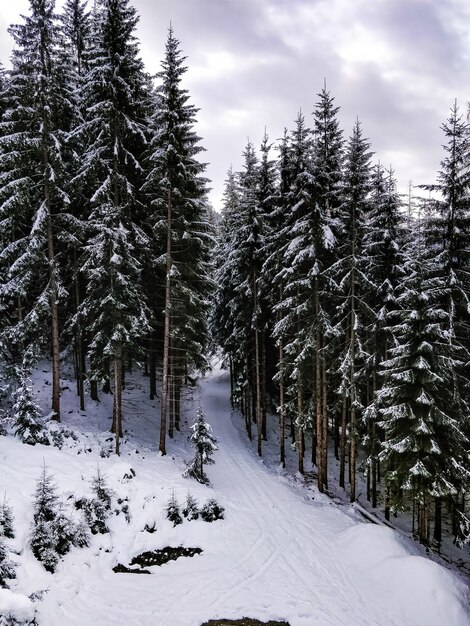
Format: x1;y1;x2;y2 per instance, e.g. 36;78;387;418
0;365;469;626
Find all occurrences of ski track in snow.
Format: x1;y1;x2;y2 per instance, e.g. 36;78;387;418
3;365;469;626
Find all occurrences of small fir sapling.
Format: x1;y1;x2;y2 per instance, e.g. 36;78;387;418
12;369;44;446
185;408;218;484
0;498;15;538
81;467;113;535
182;493;199;521
0;535;16;587
200;498;224;522
166;491;182;526
30;466;62;572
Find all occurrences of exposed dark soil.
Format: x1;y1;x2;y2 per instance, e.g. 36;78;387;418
113;546;202;574
201;620;290;626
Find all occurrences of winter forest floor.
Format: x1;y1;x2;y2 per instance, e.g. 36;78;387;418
0;362;469;625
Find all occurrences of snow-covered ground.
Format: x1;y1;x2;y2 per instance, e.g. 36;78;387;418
0;363;469;626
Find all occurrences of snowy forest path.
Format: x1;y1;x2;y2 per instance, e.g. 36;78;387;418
176;365;406;626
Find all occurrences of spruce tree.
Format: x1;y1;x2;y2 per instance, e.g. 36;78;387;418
378;233;469;544
0;0;73;420
185;408;217;484
143;27;212;454
0;536;16;588
12;367;44;445
75;0;151;453
329;120;373;500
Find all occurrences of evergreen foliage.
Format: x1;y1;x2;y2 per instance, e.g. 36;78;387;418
0;500;15;539
0;536;16;588
185;408;217;484
31;466;75;572
166;491;182;527
12;369;43;446
200;498;224;522
182;493;199;521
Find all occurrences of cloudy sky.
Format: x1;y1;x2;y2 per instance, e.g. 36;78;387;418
0;0;469;211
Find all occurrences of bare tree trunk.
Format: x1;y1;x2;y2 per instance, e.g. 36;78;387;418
113;348;123;455
297;386;304;474
433;498;442;547
261;329;267;440
149;335;156;400
315;333;322;490
322;353;328;490
160;189;172;456
253;271;262;457
279;339;285;468
73;248;85;411
339;393;347;488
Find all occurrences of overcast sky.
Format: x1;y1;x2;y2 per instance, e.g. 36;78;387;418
1;0;469;211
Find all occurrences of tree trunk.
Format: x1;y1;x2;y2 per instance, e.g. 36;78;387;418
149;336;156;400
433;498;442;547
322;352;328;490
74;248;85;411
297;386;304;474
279;339;285;468
113;349;123;455
160;189;172;456
339;393;347;488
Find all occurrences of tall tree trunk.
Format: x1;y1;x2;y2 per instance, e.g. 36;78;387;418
149;334;156;400
297;386;304;474
113;348;123;455
73;247;85;411
322;352;328;490
279;339;285;468
160;189;172;456
254;272;262;456
339;393;347;488
433;498;442;547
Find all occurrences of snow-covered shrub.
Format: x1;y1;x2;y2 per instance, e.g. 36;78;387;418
166;492;182;527
12;371;43;446
0;500;14;539
0;537;16;588
31;466;82;572
200;498;224;522
182;493;199;521
184;408;217;484
76;468;112;535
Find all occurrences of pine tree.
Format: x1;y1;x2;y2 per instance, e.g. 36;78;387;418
0;0;73;420
328;120;373;501
362;164;404;507
75;0;151;454
166;491;182;527
31;466;62;572
83;467;112;534
200;498;224;522
185;408;217;484
0;536;16;588
182;492;199;521
143;26;212;455
0;499;15;539
12;367;44;445
378;230;469;544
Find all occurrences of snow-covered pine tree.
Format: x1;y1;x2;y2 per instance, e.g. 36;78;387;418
378;228;469;545
419;101;470;541
74;0;151;453
59;0;92;411
185;408;217;484
0;0;74;421
85;467;112;534
272;112;314;474
166;491;182;527
310;86;344;490
31;466;64;572
0;499;15;539
212;167;241;408
328;120;373;501
182;492;199;520
142;27;212;454
362;164;404;507
0;536;16;588
12;367;43;445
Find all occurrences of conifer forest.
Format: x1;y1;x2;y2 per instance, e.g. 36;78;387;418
0;1;469;625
